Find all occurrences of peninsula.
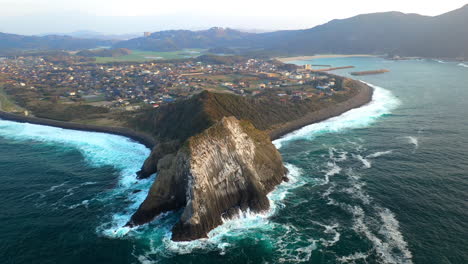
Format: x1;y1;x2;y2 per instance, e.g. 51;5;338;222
0;54;373;241
125;78;372;241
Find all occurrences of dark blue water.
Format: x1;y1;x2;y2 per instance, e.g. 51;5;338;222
1;57;467;263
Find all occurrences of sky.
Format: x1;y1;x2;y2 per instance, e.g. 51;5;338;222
0;0;467;35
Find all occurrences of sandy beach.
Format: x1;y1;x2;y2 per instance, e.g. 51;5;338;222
277;54;376;63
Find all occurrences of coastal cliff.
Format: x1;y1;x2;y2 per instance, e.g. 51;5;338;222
128;77;373;241
0;75;373;241
127;117;287;241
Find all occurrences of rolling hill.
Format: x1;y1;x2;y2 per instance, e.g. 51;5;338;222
0;33;112;53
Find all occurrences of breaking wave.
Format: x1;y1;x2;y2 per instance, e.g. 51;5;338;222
0;119;153;235
274;82;400;149
458;63;468;68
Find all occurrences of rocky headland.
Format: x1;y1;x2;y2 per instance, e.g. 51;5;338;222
127;117;286;241
126;76;373;241
0;75;373;241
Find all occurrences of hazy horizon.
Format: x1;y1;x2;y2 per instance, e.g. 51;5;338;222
1;0;467;35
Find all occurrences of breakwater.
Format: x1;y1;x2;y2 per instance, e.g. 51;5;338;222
314;66;355;72
350;69;389;75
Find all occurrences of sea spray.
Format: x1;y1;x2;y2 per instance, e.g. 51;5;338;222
137;163;307;255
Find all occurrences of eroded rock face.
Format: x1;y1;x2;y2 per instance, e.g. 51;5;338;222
136;140;180;179
127;117;287;241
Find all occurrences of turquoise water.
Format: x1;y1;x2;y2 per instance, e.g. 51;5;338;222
1;57;467;263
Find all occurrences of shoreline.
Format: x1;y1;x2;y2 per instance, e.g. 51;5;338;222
269;80;374;140
0;111;156;149
0;79;373;151
277;54;376;63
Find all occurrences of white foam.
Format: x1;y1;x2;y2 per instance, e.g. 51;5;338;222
404;136;419;150
161;163;306;255
329;147;348;162
341;181;371;205
337;252;369;263
49;182;67;191
377;208;413;262
458;63;468;68
366;150;393;159
350;206;413;264
316;223;341;247
353;154;371;169
274;83;400;149
323;161;341;185
0;120;150;177
434;59;445;64
68;199;90;209
324;168;412;263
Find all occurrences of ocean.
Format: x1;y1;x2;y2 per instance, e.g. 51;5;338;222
1;57;467;264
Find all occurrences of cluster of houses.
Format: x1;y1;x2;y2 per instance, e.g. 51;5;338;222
0;56;341;110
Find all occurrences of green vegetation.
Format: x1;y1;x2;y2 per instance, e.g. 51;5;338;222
195;54;247;65
0;86;23;112
77;48;132;58
94;49;206;63
28;102;110;122
126;78;360;142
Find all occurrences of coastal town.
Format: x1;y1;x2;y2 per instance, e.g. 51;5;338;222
0;54;343;114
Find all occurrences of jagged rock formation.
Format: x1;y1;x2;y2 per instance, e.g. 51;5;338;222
126;76;373;241
127;117;287;241
136;140;180;179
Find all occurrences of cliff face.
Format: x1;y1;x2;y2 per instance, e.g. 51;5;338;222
128;117;287;241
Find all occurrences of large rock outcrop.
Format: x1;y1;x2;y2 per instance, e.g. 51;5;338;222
125;77;373;241
127;117;287;241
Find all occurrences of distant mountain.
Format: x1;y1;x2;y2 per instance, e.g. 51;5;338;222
0;32;112;53
55;30;140;40
115;4;468;59
252;4;468;58
115;27;252;51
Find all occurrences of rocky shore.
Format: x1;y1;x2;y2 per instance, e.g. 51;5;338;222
269;80;373;140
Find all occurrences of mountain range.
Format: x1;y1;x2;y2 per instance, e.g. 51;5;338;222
1;4;467;59
116;4;468;59
39;31;141;41
0;33;112;54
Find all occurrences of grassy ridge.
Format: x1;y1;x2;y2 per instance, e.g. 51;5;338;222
125;77;364;142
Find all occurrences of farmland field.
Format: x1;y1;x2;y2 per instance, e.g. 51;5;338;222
94;49;206;63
